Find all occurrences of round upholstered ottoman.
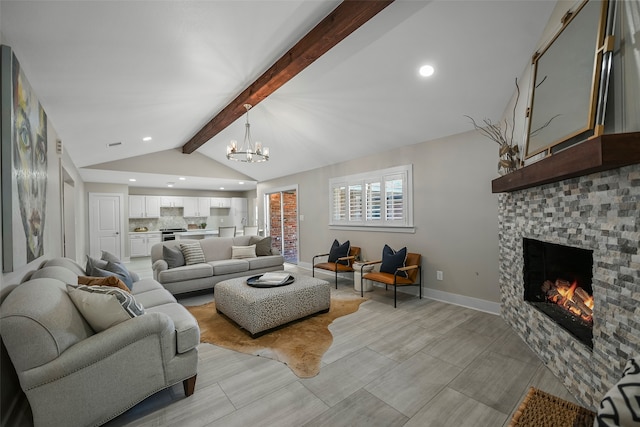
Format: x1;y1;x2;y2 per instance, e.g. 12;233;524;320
214;275;331;337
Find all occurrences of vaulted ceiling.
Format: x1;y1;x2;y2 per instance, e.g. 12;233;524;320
0;0;556;191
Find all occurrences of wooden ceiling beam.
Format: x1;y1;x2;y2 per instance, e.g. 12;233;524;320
182;0;394;154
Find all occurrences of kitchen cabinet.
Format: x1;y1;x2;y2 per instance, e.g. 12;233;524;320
129;195;161;218
183;197;211;217
160;196;184;208
230;197;248;228
210;197;231;208
129;232;161;257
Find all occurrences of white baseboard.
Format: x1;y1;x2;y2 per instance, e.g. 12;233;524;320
421;288;501;315
296;261;501;315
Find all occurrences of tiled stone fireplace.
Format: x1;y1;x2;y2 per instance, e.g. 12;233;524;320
497;161;640;408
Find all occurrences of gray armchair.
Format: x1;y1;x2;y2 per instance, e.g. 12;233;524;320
0;260;199;427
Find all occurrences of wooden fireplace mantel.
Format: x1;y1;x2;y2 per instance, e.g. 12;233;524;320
492;132;640;193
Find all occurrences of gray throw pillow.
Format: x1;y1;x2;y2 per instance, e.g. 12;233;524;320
250;236;273;256
101;250;121;264
104;261;134;289
87;254;138;285
86;255;108;275
163;245;185;269
180;242;206;265
98;251;139;282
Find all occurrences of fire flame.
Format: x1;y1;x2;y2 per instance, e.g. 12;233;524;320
547;280;594;322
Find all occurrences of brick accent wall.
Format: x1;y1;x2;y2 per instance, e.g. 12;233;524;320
498;164;640;408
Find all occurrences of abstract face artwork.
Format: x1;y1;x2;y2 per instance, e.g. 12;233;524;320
12;54;47;263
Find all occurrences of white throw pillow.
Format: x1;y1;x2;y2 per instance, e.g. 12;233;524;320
232;245;257;259
180;242;206;265
66;284;145;332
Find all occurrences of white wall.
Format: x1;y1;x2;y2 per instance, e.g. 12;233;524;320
259;129;502;307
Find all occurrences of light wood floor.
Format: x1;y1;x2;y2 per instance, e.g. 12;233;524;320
101;258;578;427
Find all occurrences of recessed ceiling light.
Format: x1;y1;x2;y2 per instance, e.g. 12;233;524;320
179;177;186;181
238;181;245;185
167;182;174;187
419;64;435;77
129;178;136;182
219;187;225;190
142;136;152;142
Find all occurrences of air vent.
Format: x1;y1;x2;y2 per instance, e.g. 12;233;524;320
106;142;123;148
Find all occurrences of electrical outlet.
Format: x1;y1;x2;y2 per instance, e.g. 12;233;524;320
437;271;443;281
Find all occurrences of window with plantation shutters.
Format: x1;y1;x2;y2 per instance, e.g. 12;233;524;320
349;184;363;221
331;183;346;222
385;175;404;222
365;181;381;221
329;165;413;230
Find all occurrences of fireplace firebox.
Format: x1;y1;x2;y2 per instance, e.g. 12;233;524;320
522;238;594;348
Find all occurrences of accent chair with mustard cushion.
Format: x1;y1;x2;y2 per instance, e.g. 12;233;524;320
361;245;422;307
312;239;361;288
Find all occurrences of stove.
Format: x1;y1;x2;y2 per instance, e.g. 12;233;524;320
159;228;187;241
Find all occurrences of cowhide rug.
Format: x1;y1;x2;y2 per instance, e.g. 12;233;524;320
186;296;366;378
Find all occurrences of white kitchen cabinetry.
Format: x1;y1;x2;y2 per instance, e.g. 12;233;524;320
160;196;184;208
129;232;161;257
129;196;161;218
183;197;211;217
230;197;248;228
210;197;231;208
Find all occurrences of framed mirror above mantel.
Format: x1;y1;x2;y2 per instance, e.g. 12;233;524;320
492;132;640;193
524;0;615;160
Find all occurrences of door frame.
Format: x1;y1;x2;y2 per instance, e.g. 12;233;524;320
263;185;299;264
60;164;76;262
88;192;125;260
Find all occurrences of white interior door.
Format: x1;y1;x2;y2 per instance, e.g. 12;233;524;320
89;193;123;259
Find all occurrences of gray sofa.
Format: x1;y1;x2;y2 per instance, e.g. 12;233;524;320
0;257;199;427
151;236;284;295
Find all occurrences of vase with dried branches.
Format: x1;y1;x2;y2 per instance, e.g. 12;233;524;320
466;78;521;175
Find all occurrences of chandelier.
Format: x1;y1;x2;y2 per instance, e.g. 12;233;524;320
226;104;269;163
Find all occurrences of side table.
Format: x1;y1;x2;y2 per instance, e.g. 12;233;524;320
353;262;375;293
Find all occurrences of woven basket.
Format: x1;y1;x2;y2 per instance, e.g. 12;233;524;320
509;387;595;427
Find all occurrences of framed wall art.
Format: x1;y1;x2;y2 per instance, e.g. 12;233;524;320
1;45;49;272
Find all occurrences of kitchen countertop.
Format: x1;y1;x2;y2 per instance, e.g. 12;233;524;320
174;229;244;238
129;230;161;234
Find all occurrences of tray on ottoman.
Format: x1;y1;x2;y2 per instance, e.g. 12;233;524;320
215;274;331;338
